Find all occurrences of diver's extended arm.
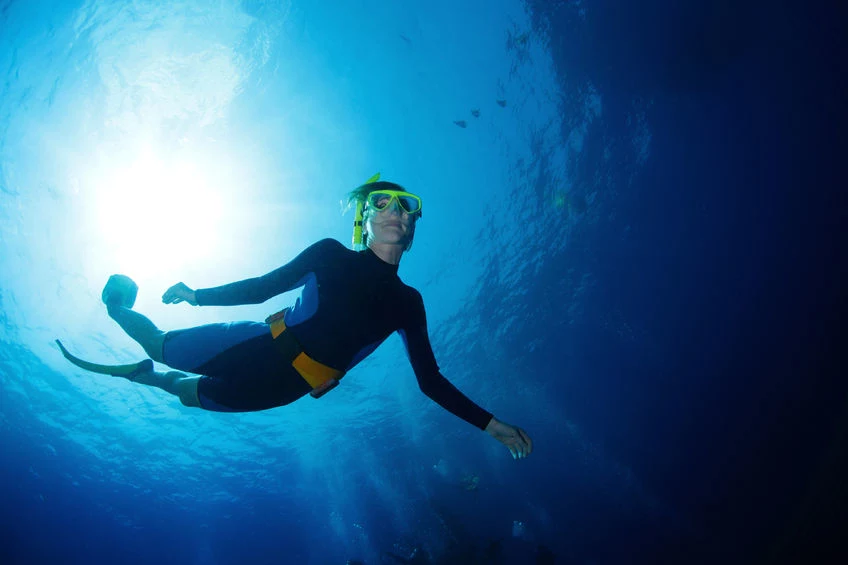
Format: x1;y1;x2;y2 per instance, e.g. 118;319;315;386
164;239;337;307
402;291;532;458
401;292;493;430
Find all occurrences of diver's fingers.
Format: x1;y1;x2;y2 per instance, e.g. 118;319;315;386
162;288;182;304
515;441;527;459
513;429;531;459
508;438;526;460
518;428;533;453
162;283;184;304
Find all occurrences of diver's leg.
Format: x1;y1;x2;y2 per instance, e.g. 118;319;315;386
106;305;166;363
120;368;202;407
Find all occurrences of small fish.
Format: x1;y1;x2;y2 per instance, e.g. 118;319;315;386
496;99;507;107
399;33;411;45
453;120;467;128
471;109;480;117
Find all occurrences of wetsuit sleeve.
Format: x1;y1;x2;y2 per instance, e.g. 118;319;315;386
400;291;493;431
195;239;340;306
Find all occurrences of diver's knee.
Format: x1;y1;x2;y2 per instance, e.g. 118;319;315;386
176;375;202;408
144;333;167;364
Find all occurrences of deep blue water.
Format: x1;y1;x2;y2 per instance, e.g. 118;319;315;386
1;1;845;564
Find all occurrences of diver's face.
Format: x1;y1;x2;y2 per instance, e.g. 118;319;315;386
365;200;414;246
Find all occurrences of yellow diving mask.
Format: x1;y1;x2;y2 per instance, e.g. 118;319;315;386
364;189;423;217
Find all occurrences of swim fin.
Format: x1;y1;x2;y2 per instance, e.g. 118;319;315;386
55;339;153;377
101;274;138;308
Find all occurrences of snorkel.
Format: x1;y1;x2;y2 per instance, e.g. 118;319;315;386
351;172;381;251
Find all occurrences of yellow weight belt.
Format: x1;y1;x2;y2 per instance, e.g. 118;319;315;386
267;309;344;398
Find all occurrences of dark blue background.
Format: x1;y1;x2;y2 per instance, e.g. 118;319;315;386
520;0;847;562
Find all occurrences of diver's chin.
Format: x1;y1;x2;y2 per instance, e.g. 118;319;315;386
389;238;408;247
375;228;407;243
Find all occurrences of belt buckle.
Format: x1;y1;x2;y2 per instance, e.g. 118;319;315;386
266;308;288;324
310;379;339;399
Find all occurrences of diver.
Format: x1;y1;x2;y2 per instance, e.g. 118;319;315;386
56;176;533;460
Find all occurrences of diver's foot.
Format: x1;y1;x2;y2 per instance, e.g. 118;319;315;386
118;359;155;381
102;274;139;309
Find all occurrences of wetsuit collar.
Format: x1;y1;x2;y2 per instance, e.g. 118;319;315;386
361;247;400;275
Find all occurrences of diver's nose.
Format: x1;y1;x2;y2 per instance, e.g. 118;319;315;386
385;200;402;216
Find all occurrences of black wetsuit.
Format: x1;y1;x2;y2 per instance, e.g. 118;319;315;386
161;239;493;430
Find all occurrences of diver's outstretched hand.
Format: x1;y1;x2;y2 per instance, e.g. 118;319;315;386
486;417;533;460
162;282;198;306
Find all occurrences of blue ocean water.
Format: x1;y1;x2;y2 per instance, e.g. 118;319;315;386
2;1;845;564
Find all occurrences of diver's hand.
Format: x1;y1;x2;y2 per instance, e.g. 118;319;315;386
486;417;533;460
162;282;198;306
